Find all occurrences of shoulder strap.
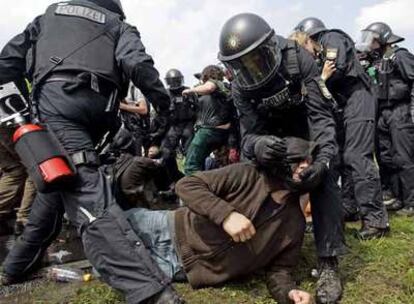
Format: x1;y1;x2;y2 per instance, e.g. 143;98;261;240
286;40;301;79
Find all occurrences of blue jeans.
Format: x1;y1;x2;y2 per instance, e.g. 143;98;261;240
125;208;185;281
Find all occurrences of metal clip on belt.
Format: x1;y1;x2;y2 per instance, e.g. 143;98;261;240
71;151;100;167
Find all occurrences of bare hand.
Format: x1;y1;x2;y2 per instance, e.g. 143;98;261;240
222;212;256;243
321;61;336;81
288;289;313;304
182;89;192;96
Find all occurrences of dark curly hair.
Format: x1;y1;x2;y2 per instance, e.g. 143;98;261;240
201;65;224;83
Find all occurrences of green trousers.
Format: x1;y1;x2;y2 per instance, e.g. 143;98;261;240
0;128;36;223
184;127;228;176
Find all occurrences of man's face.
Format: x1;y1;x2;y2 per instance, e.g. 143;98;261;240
371;39;381;51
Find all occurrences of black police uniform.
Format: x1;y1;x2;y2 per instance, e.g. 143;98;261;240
376;47;414;209
317;29;388;229
161;86;196;159
233;36;347;258
0;1;173;302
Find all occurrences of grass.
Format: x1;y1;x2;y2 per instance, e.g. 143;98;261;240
3;215;414;304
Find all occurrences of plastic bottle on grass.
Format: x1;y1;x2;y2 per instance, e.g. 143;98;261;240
47;267;92;283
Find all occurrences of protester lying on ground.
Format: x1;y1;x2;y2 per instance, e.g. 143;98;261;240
125;137;317;304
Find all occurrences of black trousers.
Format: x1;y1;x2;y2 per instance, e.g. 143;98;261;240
310;168;347;257
338;88;388;228
160;121;193;182
378;103;414;207
161;121;194;158
2;83;168;303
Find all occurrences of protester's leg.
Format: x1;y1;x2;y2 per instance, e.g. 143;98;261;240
118;157;159;208
184;128;227;176
125;208;184;281
0;128;27;224
16;178;36;225
343;89;388;230
0;165;26;222
2;191;64;279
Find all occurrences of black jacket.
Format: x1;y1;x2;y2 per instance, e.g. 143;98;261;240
0;0;170;116
377;47;414;109
317;30;371;100
234;36;337;164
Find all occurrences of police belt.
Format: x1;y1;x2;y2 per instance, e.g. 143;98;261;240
45;72;116;99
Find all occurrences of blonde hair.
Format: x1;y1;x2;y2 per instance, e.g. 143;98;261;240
288;31;310;46
289;31;322;54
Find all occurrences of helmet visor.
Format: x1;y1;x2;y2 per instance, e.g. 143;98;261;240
356;30;380;53
224;38;281;90
166;77;183;89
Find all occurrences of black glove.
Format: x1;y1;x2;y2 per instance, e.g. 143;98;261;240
298;162;328;191
254;136;288;168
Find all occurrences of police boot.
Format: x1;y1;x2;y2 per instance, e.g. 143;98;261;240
316;257;342;304
396;206;414;217
356;224;390;240
386;199;403;211
146;286;186;304
0;272;25;286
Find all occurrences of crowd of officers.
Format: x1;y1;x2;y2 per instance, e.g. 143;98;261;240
0;1;414;304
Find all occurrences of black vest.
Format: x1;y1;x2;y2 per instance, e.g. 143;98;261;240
33;1;123;88
377;47;411;106
168;87;196;123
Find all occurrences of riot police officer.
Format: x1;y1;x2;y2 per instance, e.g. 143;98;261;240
162;69;196;158
218;13;346;304
0;1;184;303
295;17;389;239
357;22;414;216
